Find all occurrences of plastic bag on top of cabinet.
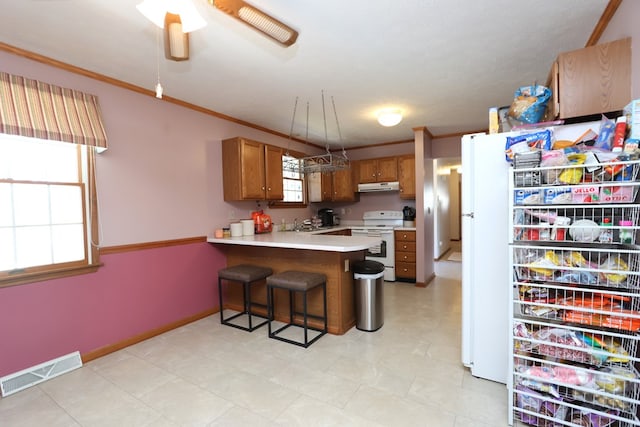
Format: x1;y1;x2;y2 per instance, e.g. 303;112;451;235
508;84;552;124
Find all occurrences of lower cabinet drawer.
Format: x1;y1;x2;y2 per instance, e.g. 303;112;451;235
395;262;416;278
396;241;416;252
395;251;416;263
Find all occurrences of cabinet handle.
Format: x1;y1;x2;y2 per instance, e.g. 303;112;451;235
403;245;408;249
403;255;408;260
262;186;265;190
403;268;408;272
268;187;271;191
403;234;407;238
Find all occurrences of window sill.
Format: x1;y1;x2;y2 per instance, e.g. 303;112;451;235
268;201;308;209
0;263;102;289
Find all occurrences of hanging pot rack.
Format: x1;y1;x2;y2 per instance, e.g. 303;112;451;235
283;91;350;175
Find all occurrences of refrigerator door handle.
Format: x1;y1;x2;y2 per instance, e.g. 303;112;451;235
461;212;474;218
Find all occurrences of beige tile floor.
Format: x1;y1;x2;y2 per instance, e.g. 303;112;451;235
0;251;510;427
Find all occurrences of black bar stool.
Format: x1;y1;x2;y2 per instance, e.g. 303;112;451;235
266;270;327;348
218;264;272;332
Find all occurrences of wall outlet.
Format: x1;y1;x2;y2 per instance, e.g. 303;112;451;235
341;208;346;215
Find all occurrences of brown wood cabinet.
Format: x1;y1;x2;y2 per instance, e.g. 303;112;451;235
547;37;631;119
222;245;363;335
358;157;398;183
395;230;416;282
397;155;415;200
222;137;284;201
309;166;358;202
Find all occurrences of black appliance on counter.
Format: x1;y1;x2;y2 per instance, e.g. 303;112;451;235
318;208;339;227
402;206;416;227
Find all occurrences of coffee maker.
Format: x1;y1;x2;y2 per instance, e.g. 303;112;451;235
318;208;336;227
402;206;416;227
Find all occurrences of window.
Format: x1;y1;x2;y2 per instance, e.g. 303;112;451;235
270;152;307;208
0;135;99;287
282;154;304;202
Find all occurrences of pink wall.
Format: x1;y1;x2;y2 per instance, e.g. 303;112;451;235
0;49;308;377
0;242;225;377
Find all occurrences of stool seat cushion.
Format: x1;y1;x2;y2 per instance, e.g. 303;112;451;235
267;271;326;291
219;264;273;282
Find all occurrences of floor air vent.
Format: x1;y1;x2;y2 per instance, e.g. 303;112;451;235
0;351;82;397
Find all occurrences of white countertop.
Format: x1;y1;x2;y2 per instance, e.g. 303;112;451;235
207;231;381;252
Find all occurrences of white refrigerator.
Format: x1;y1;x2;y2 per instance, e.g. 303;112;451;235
460;121;600;384
460;131;510;384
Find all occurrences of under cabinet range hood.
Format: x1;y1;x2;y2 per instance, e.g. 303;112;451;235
357;181;400;192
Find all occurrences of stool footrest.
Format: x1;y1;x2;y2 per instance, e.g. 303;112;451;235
266;271;328;348
269;323;326;348
221;312;269;332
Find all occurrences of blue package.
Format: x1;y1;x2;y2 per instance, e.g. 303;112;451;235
595;117;615;150
615;164;634;181
505;130;552;162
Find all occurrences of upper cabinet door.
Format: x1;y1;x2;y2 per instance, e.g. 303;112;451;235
222;137;284;201
358;159;378;183
240;139;267;200
332;168;356;201
358;157;398;183
398;155;415;199
264;144;284;200
557;37;631;119
376;157;398;182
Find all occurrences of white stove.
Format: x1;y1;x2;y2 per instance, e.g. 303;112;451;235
351;211;403;281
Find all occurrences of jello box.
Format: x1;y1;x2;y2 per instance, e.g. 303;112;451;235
571;185;600;204
600;185;635;203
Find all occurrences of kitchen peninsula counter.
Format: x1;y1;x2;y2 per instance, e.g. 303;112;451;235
208;232;381;335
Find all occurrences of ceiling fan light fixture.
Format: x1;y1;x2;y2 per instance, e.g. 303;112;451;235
136;0;207;33
212;0;298;46
377;109;403;127
164;13;190;61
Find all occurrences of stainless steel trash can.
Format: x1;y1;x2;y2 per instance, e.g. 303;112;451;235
353;260;385;331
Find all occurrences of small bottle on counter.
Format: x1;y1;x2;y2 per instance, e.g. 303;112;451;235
222;227;231;238
599;218;613;243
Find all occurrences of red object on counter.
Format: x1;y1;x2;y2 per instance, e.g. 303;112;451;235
251;210;272;233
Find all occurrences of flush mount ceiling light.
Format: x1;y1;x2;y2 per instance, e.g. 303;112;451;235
210;0;298;47
377;109;403;127
137;0;207;61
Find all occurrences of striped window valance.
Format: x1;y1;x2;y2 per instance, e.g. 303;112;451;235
0;71;108;152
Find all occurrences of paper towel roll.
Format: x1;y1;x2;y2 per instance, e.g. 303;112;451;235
241;219;255;236
230;222;243;237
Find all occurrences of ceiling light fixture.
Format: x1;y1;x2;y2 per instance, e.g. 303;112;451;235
377;109;403;127
211;0;298;47
137;0;207;61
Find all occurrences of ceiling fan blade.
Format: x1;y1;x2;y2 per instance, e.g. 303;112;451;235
210;0;298;47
